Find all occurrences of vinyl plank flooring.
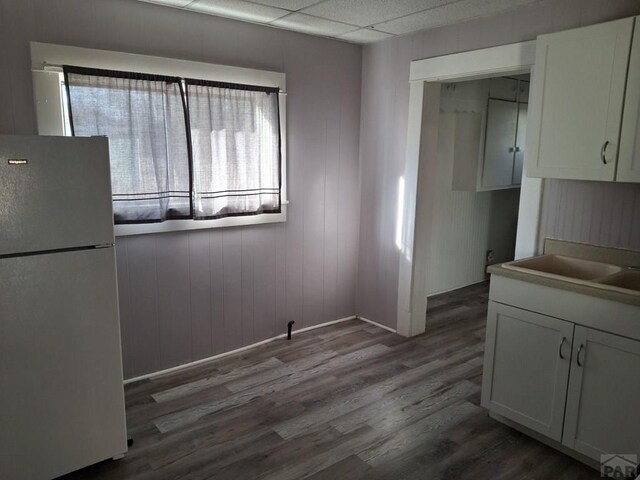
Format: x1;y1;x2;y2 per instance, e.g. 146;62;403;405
60;281;601;480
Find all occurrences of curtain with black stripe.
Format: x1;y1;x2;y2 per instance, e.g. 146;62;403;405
185;79;281;220
63;65;191;224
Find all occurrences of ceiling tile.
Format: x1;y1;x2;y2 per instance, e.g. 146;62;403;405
271;13;357;36
301;0;455;27
188;0;290;23
374;0;540;35
250;0;324;11
138;0;193;7
338;28;395;44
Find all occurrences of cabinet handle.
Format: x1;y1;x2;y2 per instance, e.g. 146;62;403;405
509;147;516;153
576;344;585;367
601;141;609;165
559;336;567;359
514;146;521;153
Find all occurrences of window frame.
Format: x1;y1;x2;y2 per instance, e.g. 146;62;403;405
30;42;288;236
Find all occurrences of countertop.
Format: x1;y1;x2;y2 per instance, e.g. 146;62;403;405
487;262;640;307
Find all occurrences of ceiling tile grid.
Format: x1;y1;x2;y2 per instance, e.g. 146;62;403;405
271;12;356;36
136;0;543;44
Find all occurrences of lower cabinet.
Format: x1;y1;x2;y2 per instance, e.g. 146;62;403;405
483;302;640;464
481;302;573;441
563;327;640;461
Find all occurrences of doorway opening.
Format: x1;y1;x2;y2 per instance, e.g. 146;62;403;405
424;74;529;298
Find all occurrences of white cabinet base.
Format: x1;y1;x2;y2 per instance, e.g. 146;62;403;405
489;411;599;472
483;272;640;474
481;302;573;441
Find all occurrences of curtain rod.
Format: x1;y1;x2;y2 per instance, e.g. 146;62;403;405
33;63;286;94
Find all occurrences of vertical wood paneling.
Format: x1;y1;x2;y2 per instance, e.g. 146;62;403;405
114;239;134;379
539;179;640;251
188;230;212;360
125;235;160;376
323;63;340;326
156;233;192;369
422;110;519;297
0;0;361;379
274;226;288;336
240;229;255;345
209;231;226;356
222;230;244;351
252;225;277;341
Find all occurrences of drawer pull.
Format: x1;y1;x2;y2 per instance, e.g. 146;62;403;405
601;141;609;165
577;344;585;367
559;336;567;359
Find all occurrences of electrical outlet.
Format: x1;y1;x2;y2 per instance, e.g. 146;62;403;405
486;250;495;263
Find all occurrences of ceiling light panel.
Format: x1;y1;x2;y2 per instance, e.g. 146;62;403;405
374;0;540;35
301;0;456;27
338;28;395;44
271;13;356;36
188;0;290;23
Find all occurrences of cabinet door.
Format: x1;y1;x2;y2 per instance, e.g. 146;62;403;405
563;327;640;462
481;99;518;189
526;18;634;181
512;104;527;185
618;19;640;183
481;302;574;441
517;81;529;104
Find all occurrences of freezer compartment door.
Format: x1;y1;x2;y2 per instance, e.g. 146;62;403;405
0;135;114;256
0;247;127;480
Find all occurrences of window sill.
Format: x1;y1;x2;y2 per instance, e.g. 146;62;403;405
114;204;287;236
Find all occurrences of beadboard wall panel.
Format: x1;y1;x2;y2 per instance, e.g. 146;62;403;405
425;112;520;297
539;179;640;252
357;0;640;329
0;0;362;379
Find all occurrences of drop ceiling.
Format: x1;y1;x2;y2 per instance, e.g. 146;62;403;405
138;0;542;44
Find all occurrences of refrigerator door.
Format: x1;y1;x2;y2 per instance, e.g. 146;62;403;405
0;135;114;256
0;247;127;480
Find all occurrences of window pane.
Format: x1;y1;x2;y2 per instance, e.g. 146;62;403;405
64;68;191;224
186;81;281;219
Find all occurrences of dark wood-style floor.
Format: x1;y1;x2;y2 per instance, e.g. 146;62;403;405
61;281;599;480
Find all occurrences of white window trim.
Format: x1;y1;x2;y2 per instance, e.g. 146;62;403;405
30;42;288;236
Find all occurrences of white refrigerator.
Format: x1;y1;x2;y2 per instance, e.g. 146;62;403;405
0;135;128;479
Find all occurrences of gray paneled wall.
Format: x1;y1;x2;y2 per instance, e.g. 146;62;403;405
539;180;640;252
357;0;640;328
0;0;362;378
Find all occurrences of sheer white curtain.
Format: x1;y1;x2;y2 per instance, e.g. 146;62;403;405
64;66;191;224
186;80;281;219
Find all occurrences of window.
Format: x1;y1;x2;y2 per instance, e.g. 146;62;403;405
31;42;287;235
64;67;191;224
185;79;282;220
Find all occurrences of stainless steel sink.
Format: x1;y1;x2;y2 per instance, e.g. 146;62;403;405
502;254;623;281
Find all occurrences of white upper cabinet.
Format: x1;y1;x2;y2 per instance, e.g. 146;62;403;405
526;17;635;181
481;99;519;188
450;77;528;192
618;20;640;183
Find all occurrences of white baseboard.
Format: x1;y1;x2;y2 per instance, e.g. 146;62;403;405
357;316;397;333
124;315;358;384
